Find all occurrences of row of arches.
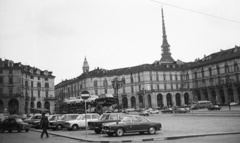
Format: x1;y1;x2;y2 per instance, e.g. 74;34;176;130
122;92;190;109
0;99;50;115
194;87;240;104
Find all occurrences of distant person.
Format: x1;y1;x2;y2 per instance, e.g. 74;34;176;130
228;102;231;111
40;113;49;138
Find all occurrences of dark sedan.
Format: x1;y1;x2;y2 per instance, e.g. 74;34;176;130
161;108;173;113
88;113;126;134
0;118;30;133
102;115;161;137
208;105;221;110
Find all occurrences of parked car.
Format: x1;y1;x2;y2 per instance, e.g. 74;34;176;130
173;108;188;113
0;118;30;133
139;110;150;116
190;105;198;110
149;109;159;114
125;108;135;112
102;115;162;137
64;113;100;131
32;114;61;129
161;108;173;113
88;113;127;134
51;114;79;130
48;114;63;129
208;105;221;110
23;113;42;127
230;102;238;106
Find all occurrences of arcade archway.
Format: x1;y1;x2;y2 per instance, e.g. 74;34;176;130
122;97;128;109
166;93;172;107
157;93;163;107
176;93;181;106
8;99;19;114
131;96;136;108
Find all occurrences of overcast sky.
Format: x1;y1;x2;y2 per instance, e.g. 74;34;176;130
1;0;240;84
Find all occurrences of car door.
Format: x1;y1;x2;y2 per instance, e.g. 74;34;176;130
80;114;91;127
9;119;16;131
129;116;143;132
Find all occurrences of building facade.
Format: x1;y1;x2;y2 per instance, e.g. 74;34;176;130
0;59;55;115
55;8;240;111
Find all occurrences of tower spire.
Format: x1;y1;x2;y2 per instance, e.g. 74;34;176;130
160;8;175;63
82;56;89;73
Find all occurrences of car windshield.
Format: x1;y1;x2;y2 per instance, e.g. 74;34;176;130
76;115;83;120
60;115;66;120
33;115;41;119
67;115;79;120
99;114;110;120
16;118;24;123
48;115;57;121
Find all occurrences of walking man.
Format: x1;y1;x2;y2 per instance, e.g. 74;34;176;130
40;113;49;138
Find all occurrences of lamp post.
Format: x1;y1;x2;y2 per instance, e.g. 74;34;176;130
112;77;123;113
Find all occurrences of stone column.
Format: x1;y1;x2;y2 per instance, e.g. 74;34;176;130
207;89;213;102
172;93;176;107
232;86;238;102
151;93;157;108
181;93;185;106
163;93;167;107
215;88;221;104
200;90;205;100
223;87;229;104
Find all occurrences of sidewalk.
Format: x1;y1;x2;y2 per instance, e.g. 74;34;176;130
31;108;240;142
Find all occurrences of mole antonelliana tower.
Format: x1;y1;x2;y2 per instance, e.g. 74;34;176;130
159;8;175;64
82;57;89;73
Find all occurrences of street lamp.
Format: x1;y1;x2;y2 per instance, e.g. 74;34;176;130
112;77;123;113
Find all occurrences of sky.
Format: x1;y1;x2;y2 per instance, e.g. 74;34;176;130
0;0;240;84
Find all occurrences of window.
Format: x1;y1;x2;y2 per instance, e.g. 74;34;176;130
31;81;33;87
194;72;197;79
0;77;3;84
131;86;134;93
45;91;48;98
225;65;229;73
45;83;49;88
209;68;212;76
109;115;118;120
45;78;48;81
9;77;13;84
38;90;40;97
234;63;239;72
217;66;220;75
94;80;98;87
92;114;99;119
38;77;40;80
201;69;204;77
104;88;107;94
31;76;34;79
9;88;13;95
25;80;28;86
83;115;91;120
37;83;41;88
9;70;13;74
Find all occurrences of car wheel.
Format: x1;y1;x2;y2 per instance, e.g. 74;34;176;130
107;133;114;136
25;129;29;132
148;127;156;134
17;127;21;132
94;129;101;134
8;130;12;133
57;125;62;130
115;128;124;137
72;125;78;131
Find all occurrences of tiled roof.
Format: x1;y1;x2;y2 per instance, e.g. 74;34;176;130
189;45;240;68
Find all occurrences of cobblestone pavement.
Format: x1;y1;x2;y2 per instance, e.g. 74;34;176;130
31;106;240;142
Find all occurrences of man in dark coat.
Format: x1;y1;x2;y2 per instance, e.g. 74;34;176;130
40;113;49;138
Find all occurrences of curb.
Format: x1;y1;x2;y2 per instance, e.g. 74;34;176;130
30;129;240;142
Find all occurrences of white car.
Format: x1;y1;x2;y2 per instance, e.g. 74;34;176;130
86;95;99;103
230;102;238;106
149;109;159;114
64;113;100;130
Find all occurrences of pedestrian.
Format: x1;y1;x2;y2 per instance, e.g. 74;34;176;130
228;102;231;111
40;113;49;138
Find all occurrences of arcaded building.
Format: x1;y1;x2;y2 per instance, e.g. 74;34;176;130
0;59;55;114
55;8;240;111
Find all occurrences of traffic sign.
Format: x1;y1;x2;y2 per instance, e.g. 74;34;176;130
81;90;90;100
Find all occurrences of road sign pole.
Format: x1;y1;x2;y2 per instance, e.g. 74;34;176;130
85;100;88;137
81;90;90;138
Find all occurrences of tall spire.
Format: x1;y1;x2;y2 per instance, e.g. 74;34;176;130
82;57;89;73
160;8;175;63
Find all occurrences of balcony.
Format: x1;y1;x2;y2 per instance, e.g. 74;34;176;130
44;97;56;101
31;97;36;101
